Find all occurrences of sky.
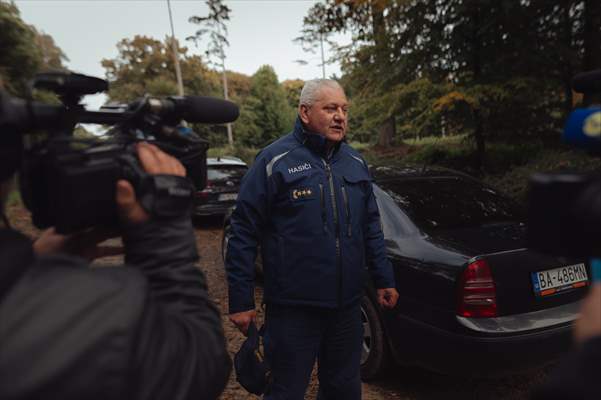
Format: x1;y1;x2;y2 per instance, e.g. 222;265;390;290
15;0;347;109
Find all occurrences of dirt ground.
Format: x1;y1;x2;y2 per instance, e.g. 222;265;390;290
7;205;552;400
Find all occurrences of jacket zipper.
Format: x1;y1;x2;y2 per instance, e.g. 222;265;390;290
341;185;351;237
322;158;342;307
319;183;327;233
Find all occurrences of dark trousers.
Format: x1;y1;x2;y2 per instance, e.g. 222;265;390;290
263;303;362;400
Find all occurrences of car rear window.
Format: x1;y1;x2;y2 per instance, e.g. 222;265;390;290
207;165;247;181
377;177;524;230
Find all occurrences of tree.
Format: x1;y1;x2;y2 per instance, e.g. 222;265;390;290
302;0;407;148
303;0;593;170
582;0;601;105
0;1;68;97
101;35;218;103
33;29;68;71
188;0;234;145
293;2;336;78
236;66;295;147
282;79;304;111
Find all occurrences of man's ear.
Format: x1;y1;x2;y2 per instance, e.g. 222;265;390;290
299;104;310;124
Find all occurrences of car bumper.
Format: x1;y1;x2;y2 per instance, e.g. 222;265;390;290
193;202;235;216
387;302;579;376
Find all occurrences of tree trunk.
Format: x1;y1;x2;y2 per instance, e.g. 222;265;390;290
370;1;398;147
562;0;574;113
583;0;601;105
473;109;485;168
377;116;395;147
471;4;485;170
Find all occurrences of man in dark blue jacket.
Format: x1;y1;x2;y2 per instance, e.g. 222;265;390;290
226;79;398;400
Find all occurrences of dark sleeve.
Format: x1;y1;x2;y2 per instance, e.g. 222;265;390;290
532;336;601;400
122;216;231;400
224;155;269;314
363;177;396;289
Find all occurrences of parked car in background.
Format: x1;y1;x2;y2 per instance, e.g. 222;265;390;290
222;165;591;379
194;156;248;217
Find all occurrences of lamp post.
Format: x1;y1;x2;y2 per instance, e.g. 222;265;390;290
167;0;184;96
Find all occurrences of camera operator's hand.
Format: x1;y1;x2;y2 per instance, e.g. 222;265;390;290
33;226;121;260
116;142;186;225
229;309;257;336
575;283;601;344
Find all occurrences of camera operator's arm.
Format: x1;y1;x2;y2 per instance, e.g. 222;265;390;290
118;143;230;400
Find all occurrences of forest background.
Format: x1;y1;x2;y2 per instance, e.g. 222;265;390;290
1;0;600;203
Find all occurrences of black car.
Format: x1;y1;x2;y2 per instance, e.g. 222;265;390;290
222;166;590;378
194;157;248;217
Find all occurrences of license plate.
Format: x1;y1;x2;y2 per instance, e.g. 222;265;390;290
218;193;238;201
531;263;588;297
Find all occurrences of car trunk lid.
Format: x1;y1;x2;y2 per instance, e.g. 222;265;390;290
432;223;590;316
479;249;589;316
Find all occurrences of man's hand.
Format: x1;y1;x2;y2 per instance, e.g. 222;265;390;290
377;288;399;309
575;283;601;344
229;309;257;335
116;142;186;225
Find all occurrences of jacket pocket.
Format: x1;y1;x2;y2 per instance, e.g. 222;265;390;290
342;171;371;236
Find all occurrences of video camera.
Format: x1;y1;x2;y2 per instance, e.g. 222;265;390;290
527;69;601;258
0;72;239;233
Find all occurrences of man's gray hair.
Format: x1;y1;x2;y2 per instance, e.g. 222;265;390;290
299;79;344;107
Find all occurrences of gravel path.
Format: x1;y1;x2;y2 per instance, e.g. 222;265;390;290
7;205;552;399
190;217;551;400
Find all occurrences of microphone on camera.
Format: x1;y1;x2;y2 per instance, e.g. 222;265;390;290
149;96;240;124
562;107;601;154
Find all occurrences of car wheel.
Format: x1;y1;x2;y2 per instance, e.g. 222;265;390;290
360;294;389;380
221;226;230;262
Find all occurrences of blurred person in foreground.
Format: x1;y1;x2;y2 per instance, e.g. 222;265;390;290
533;281;601;399
226;79;398;399
0;141;231;400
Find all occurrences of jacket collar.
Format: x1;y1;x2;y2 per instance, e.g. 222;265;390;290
292;117;342;160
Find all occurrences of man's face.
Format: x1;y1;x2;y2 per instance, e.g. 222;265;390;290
299;86;348;142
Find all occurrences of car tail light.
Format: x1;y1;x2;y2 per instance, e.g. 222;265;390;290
457;259;497;318
195;180;214;199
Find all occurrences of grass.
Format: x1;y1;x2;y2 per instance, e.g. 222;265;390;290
360;135;601;203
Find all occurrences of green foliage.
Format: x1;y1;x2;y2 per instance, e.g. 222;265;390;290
363;136;601;203
282;79;304;110
236;65;295;147
303;0;600;160
0;1;67;95
484;148;601;203
101;35;219;103
0;2;39;94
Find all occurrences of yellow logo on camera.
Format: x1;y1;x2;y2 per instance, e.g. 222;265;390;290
583;111;601;138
